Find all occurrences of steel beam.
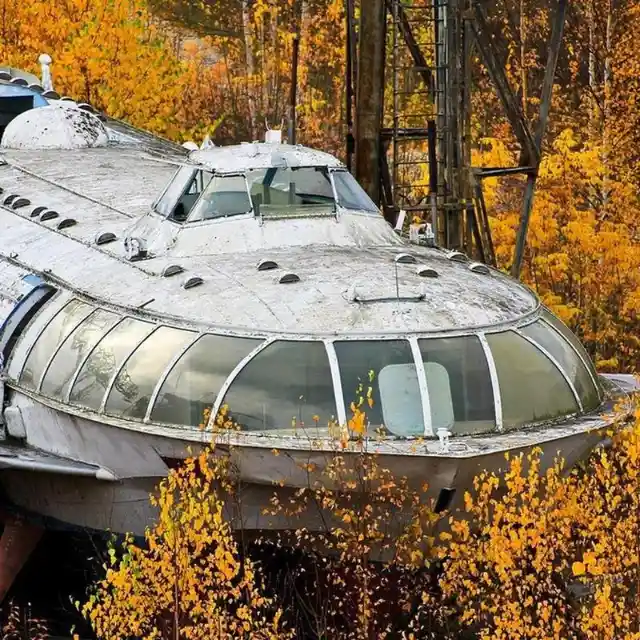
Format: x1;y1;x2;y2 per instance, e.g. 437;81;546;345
511;0;567;278
470;1;538;166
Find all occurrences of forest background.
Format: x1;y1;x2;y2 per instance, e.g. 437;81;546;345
2;0;639;373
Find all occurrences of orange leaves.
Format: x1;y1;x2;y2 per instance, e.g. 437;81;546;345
82;441;290;639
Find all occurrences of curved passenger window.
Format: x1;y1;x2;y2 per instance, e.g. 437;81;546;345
69;318;155;410
332;170;379;213
542;309;601;396
40;309;119;400
151;334;261;427
486;331;579;430
334;340;424;436
19;299;93;390
418;336;496;436
105;327;195;420
0;282;56;364
188;175;251;222
520;320;600;411
221;341;336;432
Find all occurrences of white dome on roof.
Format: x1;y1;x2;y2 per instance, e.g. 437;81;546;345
1;102;108;150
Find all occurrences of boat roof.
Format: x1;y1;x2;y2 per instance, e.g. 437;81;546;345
188;142;345;174
0;97;537;337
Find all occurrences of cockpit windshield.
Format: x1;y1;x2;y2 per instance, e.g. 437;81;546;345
154;164;380;223
247;167;336;218
188;175;251;221
332;170;379;213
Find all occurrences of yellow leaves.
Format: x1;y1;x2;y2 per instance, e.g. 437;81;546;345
572;561;586;576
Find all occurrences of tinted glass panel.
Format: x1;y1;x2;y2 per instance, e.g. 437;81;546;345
332;170;379;213
105;327;195;419
334;340;424;436
151;334;261;427
418;336;496;436
222;341;336;432
40;309;119;400
69;318;155;410
20;299;92;390
542;309;601;396
521;321;600;411
155;166;195;217
188;175;251;221
487;331;579;430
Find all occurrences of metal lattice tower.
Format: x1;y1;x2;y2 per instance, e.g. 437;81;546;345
351;0;567;274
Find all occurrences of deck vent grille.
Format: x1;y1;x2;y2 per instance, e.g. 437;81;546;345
42;90;60;100
59;96;75;103
416;266;438;278
0;71;10;81
40;210;59;222
183;276;204;290
28;83;44;94
10;77;27;86
468;262;491;275
394;253;417;264
447;251;468;263
3;194;18;206
257;259;279;271
11;197;30;210
162;264;184;277
278;273;300;284
95;231;117;246
77;103;96;113
31;206;47;218
57;218;77;230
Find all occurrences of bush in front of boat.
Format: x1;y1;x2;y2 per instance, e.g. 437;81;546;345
81;400;640;639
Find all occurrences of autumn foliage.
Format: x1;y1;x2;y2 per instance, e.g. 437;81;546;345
81;398;640;639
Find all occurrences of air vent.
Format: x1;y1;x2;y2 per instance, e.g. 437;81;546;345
95;231;117;245
11;197;30;210
42;90;60;100
31;206;47;217
3;194;18;206
0;71;10;81
183;276;203;290
60;96;75;103
10;77;27;86
28;83;44;94
257;259;279;271
416;266;438;278
468;262;491;275
77;103;95;113
40;210;59;222
162;264;184;277
278;273;300;284
447;251;468;263
57;218;77;230
394;253;417;264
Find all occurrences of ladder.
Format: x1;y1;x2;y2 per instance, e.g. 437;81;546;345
383;0;495;265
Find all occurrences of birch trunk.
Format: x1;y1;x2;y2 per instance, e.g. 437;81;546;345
242;0;257;139
520;0;528;119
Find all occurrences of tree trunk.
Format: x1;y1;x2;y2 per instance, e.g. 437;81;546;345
241;0;257;140
602;0;614;207
588;0;597;133
520;0;528;119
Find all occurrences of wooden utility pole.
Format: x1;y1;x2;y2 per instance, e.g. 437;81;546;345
354;0;385;205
